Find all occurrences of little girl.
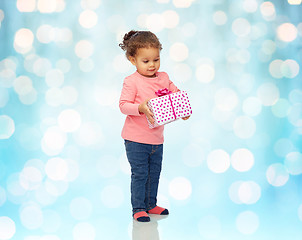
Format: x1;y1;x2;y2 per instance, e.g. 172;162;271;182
119;30;189;222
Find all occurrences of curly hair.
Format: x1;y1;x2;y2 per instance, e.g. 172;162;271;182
119;30;162;60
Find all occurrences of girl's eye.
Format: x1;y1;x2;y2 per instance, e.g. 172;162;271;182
154;59;159;62
143;61;148;63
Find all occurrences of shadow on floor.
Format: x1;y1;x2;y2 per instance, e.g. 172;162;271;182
132;215;168;240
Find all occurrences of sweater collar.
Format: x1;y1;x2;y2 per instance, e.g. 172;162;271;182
135;71;158;79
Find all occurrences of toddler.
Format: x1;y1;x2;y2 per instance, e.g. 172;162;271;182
119;30;189;222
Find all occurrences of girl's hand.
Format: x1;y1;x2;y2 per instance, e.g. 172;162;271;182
138;99;154;124
182;116;190;120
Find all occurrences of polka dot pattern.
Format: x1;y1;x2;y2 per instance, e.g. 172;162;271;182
147;90;192;128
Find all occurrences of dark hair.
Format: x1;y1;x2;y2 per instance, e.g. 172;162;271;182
119;30;162;60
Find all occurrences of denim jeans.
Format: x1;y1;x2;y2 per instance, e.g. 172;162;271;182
124;140;163;215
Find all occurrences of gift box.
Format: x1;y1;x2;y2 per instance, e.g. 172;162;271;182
147;88;192;129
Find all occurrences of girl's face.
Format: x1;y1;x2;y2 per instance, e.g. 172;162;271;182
129;47;160;78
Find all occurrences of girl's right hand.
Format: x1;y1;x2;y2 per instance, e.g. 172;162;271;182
138;99;154;124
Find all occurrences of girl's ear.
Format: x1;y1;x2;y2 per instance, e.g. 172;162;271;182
129;56;136;66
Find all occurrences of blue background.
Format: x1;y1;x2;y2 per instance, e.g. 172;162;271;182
0;0;302;239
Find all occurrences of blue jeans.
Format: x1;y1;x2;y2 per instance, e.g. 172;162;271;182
124;140;163;215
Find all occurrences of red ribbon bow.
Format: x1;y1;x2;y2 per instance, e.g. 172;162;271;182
155;88;172;97
155;88;177;120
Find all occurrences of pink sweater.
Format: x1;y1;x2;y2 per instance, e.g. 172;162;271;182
119;71;179;144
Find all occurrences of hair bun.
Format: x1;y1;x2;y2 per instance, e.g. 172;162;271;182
124;30;138;41
119;30;138;50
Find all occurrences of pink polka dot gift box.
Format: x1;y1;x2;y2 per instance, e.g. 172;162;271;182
147;88;192;129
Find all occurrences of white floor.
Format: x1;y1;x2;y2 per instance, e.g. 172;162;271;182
127;210;302;240
132;215;167;240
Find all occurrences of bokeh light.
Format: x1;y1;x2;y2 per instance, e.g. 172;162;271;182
214;88;238;111
14;28;34;54
20;203;43;230
260;1;276;21
33;58;52;77
172;63;192;83
168;177;192;200
162;10;179;29
45;69;64;88
45;157;69;181
169;42;189;62
16;0;36;12
213;11;227;25
79;10;98;29
45;88;64;107
277;23;298;42
288;0;302;4
41;126;67;156
173;0;194;8
266;163;289;187
229;181;261;204
0;217;16;239
282;59;299;78
19;166;43;190
57;109;82;132
195;63;215;83
146;13;165;32
231;148;254;172
75;40;94;59
243;0;258;13
207;149;230;173
257;82;279;106
13;76;33;95
0;115;15;139
73;122;104;147
232;18;251;37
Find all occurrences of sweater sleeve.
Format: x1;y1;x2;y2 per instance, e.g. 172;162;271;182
119;77;141;116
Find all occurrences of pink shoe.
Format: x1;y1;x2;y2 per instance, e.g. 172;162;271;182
133;211;150;222
147;206;169;215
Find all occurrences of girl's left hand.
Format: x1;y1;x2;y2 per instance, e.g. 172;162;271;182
182;116;190;120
